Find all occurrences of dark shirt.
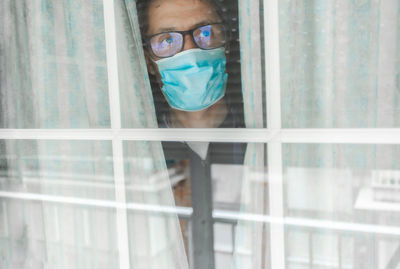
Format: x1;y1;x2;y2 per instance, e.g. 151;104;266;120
159;95;247;166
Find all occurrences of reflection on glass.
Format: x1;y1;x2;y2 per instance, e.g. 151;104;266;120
0;139;270;269
0;140;114;200
283;144;400;269
151;141;268;268
3;141;398;268
0;140;120;268
0;200;119;268
121;140;269;268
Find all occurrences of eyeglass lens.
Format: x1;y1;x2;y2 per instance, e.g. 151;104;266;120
150;24;225;58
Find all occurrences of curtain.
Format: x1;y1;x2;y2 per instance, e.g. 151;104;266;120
235;0;400;268
280;0;400;129
119;2;188;268
0;0;187;268
279;1;400;268
233;0;266;268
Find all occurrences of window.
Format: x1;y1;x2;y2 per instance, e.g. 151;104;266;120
0;0;399;269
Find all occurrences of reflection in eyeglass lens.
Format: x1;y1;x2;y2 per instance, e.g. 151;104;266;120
151;32;183;58
194;24;225;49
150;24;225;58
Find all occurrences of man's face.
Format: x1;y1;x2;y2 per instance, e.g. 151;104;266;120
145;0;221;76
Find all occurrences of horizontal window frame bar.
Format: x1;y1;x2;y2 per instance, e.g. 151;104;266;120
0;191;399;237
1;128;400;144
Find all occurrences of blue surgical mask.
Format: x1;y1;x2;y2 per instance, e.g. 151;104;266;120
155;48;228;111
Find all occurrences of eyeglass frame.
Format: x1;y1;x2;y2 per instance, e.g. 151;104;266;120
144;22;229;58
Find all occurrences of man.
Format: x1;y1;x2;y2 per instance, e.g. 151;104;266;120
135;2;246;267
136;0;244;129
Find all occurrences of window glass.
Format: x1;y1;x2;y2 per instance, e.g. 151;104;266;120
0;140;120;268
0;140;268;268
3;139;400;268
283;143;400;268
0;140;114;200
0;200;120;268
121;0;266;128
279;1;400;128
1;0;266;129
123;141;268;268
0;0;111;128
0;139;269;268
3;1;399;269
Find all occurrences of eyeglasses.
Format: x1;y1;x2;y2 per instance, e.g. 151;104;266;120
146;23;227;58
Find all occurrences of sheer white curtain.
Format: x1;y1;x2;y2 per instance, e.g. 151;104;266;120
279;0;400;217
0;0;187;268
280;1;400;268
233;0;266;268
280;0;400;128
235;0;400;268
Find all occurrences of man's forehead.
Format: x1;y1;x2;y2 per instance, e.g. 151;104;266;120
147;0;220;34
148;0;217;15
151;0;213;8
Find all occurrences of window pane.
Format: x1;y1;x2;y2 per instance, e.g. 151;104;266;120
121;0;266;128
283;143;400;268
1;0;266;130
123;141;268;268
0;140;114;200
0;0;111;128
0;200;120;268
0;140;121;268
279;1;400;128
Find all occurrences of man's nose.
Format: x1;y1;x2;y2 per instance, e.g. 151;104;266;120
182;33;197;51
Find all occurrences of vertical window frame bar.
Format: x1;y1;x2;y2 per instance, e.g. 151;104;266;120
103;1;131;269
264;0;286;269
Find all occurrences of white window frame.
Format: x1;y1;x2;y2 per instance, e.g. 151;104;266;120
1;0;400;269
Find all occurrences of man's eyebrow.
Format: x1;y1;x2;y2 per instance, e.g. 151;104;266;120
192;20;220;29
155;20;220;34
156;26;178;33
